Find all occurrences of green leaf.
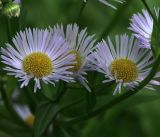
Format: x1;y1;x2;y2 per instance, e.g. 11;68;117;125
85;89;96;111
41;82;58;101
54;126;72;137
96;92;160;110
5;76;18;97
0;117;32;137
0;131;13;137
118;92;160;108
54;126;82;137
34;101;60;137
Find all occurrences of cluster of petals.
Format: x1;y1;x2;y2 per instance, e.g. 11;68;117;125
1;24;96;92
1;5;160;95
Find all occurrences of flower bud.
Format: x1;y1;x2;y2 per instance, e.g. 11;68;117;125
2;2;21;18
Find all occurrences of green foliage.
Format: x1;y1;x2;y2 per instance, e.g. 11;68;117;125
34;101;59;137
0;0;160;137
151;13;160;57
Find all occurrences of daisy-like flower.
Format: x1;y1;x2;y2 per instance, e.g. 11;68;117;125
88;34;160;95
83;0;125;10
1;28;75;92
14;105;34;126
129;9;159;49
52;24;96;91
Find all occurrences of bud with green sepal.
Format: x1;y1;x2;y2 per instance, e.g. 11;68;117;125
2;0;21;18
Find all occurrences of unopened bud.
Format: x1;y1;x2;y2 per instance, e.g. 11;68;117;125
2;2;21;18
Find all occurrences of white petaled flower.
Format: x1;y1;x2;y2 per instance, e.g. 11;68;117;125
1;28;75;92
14;105;34;126
51;24;96;92
129;9;159;49
88;34;160;95
83;0;125;10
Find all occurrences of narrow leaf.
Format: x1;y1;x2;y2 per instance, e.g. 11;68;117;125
34;101;60;137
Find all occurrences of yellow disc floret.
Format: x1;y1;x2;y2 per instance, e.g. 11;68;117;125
23;52;53;78
25;114;35;127
69;50;81;72
110;59;137;82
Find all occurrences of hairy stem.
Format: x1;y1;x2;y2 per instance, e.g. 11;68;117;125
59;55;160;125
56;82;67;103
77;0;89;23
98;0;132;41
6;18;12;42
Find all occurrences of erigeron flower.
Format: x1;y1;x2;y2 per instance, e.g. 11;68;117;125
88;34;160;95
1;28;75;92
84;0;125;10
12;89;34;127
52;24;96;91
14;105;34;126
129;9;159;49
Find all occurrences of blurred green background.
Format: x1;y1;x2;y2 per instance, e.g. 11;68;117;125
0;0;160;137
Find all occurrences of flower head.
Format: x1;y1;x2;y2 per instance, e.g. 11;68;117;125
14;105;34;126
129;9;159;49
88;34;160;94
1;28;75;92
52;24;96;91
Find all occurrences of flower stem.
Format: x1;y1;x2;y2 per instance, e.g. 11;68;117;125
98;0;132;41
6;18;12;42
77;0;89;23
59;55;160;125
56;82;67;103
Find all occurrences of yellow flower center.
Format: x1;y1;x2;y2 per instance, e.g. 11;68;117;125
110;59;137;82
25;115;35;127
69;50;81;72
23;52;53;78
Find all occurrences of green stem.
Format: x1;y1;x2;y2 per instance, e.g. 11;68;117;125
18;15;21;30
98;0;132;41
56;82;67;103
59;98;84;112
24;87;38;113
77;0;89;23
59;55;160;125
6;18;12;42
